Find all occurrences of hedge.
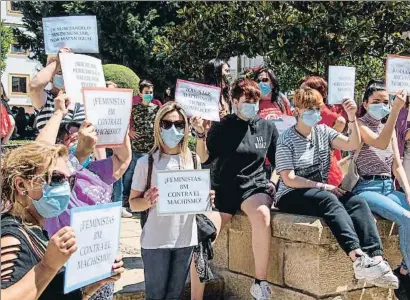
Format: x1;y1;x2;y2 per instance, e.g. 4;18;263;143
103;64;140;95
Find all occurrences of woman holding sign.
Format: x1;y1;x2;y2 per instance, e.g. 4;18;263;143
192;78;278;300
0;142;124;300
352;80;410;299
129;102;215;300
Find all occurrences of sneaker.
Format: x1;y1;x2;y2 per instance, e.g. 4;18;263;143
393;267;410;299
367;270;399;289
353;254;390;280
250;281;272;300
121;207;132;218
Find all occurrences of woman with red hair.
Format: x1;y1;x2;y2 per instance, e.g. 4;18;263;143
301;76;346;186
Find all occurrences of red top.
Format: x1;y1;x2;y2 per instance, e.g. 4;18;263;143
319;105;343;186
129;95;162;133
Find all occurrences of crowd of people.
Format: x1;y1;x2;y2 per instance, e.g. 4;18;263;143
1;47;410;300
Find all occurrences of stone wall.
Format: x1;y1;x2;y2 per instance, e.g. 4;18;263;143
212;212;400;300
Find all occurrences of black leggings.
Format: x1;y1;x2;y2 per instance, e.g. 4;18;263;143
277;188;383;257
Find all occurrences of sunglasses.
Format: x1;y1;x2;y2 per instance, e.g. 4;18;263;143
160;120;185;130
45;171;76;190
257;78;270;83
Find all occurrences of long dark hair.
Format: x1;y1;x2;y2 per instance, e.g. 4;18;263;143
358;79;386;118
203;58;231;112
254;68;285;113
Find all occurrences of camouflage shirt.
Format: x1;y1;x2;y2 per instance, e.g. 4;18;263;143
131;103;159;153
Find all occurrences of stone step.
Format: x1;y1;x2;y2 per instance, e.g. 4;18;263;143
113;276;224;300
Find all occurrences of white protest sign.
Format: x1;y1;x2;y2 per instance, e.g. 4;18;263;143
328;66;356;105
175;79;221;121
43;16;99;54
156;169;211;216
386;55;410;94
64;202;122;294
83;87;133;147
60;53;106;109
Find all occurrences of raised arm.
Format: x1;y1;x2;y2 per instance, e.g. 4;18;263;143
29;61;57;109
111;134;132;180
191;116;211;163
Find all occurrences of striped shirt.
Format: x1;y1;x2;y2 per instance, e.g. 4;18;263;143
35;90;85;131
355;114;393;177
275;125;339;202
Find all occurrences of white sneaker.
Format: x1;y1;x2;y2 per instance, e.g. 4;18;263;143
353;254;398;288
367;270;399;289
121;207;132;218
250;281;272;300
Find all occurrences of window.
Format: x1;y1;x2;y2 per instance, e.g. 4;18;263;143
9;74;29;96
7;1;22;15
9;44;26;55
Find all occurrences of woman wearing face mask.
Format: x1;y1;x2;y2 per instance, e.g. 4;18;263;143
204;58;232;118
352;80;410;299
192;79;278;300
275;87;398;289
0;142;124;299
129;102;215;300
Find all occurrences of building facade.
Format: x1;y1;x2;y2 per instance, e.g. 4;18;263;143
1;1;42;113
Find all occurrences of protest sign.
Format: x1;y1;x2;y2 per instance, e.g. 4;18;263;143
175;79;221;121
83;87;133;147
328;66;356;105
43;16;99;54
156;169;211;215
64;202;122;294
386;55;410;94
60;53;106;109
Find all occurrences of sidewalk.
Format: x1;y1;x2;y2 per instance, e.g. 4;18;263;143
114;217;144;295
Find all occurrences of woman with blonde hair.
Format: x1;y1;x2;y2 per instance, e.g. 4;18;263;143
1;142;124;299
129;102;215;300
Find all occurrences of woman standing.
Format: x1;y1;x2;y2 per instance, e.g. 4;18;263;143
275;87;398;289
192;79;278;300
352;80;410;299
129;102;215;300
1;142;124;299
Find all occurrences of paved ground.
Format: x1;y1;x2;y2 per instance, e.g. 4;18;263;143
114;217;144;294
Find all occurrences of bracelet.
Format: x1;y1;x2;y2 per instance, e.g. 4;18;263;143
348;118;357;123
195;131;206;139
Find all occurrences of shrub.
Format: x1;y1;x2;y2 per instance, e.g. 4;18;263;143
103;64;140;95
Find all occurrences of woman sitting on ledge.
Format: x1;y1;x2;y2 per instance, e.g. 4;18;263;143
275;87;398;289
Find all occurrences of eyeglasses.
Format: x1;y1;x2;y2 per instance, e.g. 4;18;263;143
45;171;76;190
160;120;185;130
257;78;270;83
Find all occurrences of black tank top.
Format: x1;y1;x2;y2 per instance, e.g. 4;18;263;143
1;214;82;299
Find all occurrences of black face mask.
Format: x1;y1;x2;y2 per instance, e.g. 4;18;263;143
222;74;233;85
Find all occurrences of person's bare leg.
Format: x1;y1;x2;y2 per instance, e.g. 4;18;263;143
241;193;272;281
2;115;15;144
190;211;232;300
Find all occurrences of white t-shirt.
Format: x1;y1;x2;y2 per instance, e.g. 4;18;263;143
131;151;200;249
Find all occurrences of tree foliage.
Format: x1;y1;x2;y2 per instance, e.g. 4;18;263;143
103;64;140;94
1;20;14;71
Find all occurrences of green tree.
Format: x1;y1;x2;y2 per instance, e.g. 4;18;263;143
1;20;14;71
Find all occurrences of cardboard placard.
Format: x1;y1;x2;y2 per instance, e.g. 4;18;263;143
60;53;106;109
43;16;99;54
386;54;410;94
175;79;221;121
156;169;211;215
82;87;133;148
328;66;356;105
64;202;122;294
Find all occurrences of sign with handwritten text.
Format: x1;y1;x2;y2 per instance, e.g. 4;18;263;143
82;87;133;147
386;55;410;94
175;79;221;121
156;169;211;215
43;16;99;54
328;66;356;105
64;202;121;294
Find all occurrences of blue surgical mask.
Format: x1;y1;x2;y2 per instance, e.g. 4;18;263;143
367;104;391;121
240;102;259;120
31;182;71;218
70;145;91;168
258;82;272;97
301;109;322;127
161;125;184;149
53;74;64;89
142;94;153;103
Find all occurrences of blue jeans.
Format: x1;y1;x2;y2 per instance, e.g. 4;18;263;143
105;149;123;203
122;152;144;205
353;178;410;269
141;247;194;300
